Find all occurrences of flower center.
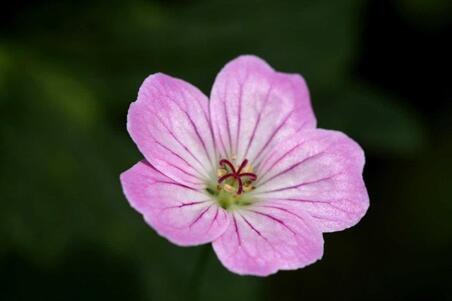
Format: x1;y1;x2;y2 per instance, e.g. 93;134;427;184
217;158;257;194
206;158;257;209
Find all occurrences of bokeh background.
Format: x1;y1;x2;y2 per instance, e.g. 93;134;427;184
1;0;451;300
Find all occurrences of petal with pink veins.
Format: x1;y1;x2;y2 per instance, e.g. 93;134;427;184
128;73;216;186
120;161;230;246
253;129;369;232
212;202;323;276
210;55;316;164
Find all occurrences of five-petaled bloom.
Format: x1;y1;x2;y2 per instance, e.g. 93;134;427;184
120;55;369;276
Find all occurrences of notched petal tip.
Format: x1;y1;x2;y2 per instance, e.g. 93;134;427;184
222;54;275;71
210;54;317;164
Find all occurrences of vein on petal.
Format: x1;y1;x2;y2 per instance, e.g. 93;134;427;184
243;80;275;160
152;111;211;177
253;121;307;171
146;131;206;182
222;83;234;156
254;172;343;195
257;151;326;187
235;71;251;158
189;205;213;228
232;215;241;246
161;91;215;168
159;200;209;210
256;139;310;183
250;109;296;164
246;209;296;235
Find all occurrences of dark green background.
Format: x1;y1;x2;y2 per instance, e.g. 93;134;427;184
1;0;451;300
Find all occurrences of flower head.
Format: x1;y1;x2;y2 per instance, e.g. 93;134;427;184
120;55;369;276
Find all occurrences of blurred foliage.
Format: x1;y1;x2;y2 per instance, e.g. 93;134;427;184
0;0;451;300
396;0;452;29
319;83;425;154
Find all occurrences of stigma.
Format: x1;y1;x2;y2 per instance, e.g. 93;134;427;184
216;158;257;195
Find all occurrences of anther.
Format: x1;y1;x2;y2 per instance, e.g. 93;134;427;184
217;168;227;177
223;184;235;193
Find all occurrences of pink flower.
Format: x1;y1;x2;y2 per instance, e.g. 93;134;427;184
120;55;369;276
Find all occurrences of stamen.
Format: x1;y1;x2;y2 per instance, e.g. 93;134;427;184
244;164;254;173
217;158;257;195
217;168;227;177
223;184;236;193
239;173;257;181
243;182;253;192
218;173;235;183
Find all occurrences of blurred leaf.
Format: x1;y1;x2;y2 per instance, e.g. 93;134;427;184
0;45;12;96
317;83;426;155
396;0;452;29
31;68;100;129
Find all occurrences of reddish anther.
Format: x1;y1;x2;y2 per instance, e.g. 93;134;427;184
218;159;257;194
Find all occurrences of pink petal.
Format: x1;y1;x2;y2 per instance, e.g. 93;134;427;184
212;203;323;276
128;73;216;186
209;55;316;164
120;161;230;246
253;129;369;232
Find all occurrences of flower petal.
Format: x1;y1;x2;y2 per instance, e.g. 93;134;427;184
210;55;316;165
253;129;369;232
120;161;230;246
212;203;323;276
128;73;216;186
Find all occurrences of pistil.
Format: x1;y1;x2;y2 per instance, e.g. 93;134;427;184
217;158;257;194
